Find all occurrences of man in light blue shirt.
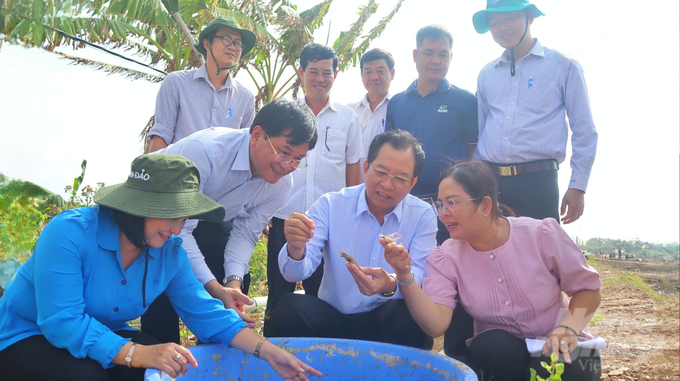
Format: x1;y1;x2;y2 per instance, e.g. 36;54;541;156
267;130;437;350
141;99;318;344
473;0;597;224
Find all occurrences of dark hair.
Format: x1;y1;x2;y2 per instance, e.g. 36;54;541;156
367;130;425;178
299;44;338;71
437;162;515;218
416;25;453;48
360;48;395;71
110;207;147;249
250;98;318;149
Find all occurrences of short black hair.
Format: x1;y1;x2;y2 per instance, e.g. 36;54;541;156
250;98;318;149
110;207;147;249
416;25;453;48
367;130;425;178
360;48;395;71
299;44;338;71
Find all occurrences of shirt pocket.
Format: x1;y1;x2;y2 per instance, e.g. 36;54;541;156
223;115;243;129
236;205;253;218
321;127;347;161
524;81;556;113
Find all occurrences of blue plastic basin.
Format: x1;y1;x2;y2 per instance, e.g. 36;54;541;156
144;337;477;380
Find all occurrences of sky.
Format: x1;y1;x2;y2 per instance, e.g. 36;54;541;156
0;0;678;244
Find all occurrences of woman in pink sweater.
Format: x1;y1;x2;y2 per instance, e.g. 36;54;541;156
382;161;602;381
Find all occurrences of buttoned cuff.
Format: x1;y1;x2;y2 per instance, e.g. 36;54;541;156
569;172;589;192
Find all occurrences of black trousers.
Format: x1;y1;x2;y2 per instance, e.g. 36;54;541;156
463;329;601;381
0;330;159;381
267;293;433;350
140;220;250;344
263;217;323;337
444;168;560;360
495;167;560;222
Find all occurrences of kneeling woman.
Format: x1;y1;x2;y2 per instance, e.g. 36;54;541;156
383;162;602;381
0;154;321;381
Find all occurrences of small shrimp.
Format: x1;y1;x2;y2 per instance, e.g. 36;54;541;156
340;250;358;266
379;232;404;245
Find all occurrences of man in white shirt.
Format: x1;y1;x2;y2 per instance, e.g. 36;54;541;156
264;44;365;334
348;48;395;176
141;99;317;344
267;130;437;350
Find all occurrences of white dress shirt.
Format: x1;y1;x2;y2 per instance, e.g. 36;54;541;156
278;184;438;315
348;93;391;169
273;96;364;219
160;128;292;284
476;40;598;191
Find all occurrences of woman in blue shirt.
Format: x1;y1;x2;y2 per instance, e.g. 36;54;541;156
0;154;321;381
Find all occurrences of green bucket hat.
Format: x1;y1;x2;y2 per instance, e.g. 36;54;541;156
473;0;545;34
195;16;257;57
94;154;225;223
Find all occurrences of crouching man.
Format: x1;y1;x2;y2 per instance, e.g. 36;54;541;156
267;130;437;350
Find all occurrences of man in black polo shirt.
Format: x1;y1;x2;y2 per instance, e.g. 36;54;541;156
385;24;478;244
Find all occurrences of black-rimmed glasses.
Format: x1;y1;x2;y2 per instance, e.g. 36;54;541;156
214;35;244;51
266;135;307;170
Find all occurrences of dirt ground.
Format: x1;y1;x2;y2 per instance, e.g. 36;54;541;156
589;258;680;381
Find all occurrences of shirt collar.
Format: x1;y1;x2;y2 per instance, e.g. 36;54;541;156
96;206;162;259
360;93;391;109
232;130;253;173
405;79;451;94
194;64;233;91
495;39;545;66
356;184;404;223
300;95;337;115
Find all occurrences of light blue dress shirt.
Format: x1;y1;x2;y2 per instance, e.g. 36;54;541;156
0;206;247;368
278;184;438;315
148;65;255;145
160;128;293;284
476;40;598;191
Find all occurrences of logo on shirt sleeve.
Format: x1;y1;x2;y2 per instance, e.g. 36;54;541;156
437;105;448;113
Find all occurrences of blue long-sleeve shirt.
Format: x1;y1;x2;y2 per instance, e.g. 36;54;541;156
0;206;247;368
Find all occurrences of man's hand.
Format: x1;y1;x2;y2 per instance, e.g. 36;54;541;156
380;239;412;279
262;219;273;239
284;213;315;256
561;188;585;224
215;285;256;327
346;264;397;296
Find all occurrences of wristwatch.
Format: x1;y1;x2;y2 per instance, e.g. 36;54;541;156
223;275;243;287
381;275;398;297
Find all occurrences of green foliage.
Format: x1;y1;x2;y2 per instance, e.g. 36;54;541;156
248;236;268;297
530;352;564;381
589;313;604;326
0;161;101;263
581;237;679;261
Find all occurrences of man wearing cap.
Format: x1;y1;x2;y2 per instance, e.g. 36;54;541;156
147;16;258;152
142;99;318;345
348;48;395;179
385;25;478;244
473;0;598;224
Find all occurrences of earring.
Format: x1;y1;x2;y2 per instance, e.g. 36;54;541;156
484;213;487;217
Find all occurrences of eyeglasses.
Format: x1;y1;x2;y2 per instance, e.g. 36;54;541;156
433;198;478;215
370;165;412;188
214;35;244;51
265;135;307;170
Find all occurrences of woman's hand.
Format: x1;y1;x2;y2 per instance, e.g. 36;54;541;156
259;341;323;381
380;239;411;279
542;326;578;364
132;343;198;378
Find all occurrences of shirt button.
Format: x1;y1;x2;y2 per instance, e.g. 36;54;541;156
490;254;495;260
498;277;503;283
505;301;510;306
506;116;510;120
121;280;126;285
372;257;376;261
510;102;515;105
513;83;517;87
504;137;508;141
365;308;370;311
114;307;119;312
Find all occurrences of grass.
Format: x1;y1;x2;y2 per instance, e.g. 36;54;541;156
592;259;666;302
589;313;604;326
